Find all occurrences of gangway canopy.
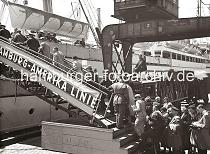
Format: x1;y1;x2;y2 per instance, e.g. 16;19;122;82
8;2;89;39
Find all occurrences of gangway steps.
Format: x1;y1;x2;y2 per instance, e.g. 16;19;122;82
112;126;145;154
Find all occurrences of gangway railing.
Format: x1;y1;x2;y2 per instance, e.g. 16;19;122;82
0;37;115;127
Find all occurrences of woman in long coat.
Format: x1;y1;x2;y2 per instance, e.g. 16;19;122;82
167;116;183;154
190;105;210;154
132;94;147;137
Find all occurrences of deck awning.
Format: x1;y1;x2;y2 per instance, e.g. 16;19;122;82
8;2;89;39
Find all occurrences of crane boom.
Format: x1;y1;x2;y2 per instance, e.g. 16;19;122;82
78;0;100;47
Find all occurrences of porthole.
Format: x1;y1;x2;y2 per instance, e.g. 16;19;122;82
29;108;34;114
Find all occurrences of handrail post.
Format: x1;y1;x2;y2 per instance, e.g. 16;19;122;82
90;93;102;124
103;93;114;118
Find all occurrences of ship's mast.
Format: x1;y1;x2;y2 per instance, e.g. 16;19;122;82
97;8;101;32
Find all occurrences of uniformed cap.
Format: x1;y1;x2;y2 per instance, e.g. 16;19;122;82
135;94;141;98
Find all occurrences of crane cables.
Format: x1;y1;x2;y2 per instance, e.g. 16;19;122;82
78;0;101;47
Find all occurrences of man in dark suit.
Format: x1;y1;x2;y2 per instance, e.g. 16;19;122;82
0;25;11;40
134;54;147;73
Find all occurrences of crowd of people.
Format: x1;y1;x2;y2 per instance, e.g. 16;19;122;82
0;25;66;68
108;77;210;154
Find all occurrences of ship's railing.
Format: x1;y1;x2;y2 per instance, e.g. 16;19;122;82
0;36;109;96
39;40;103;61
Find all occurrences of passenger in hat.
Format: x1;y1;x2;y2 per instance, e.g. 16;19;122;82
181;104;194;153
38;42;51;60
52;47;65;69
72;56;83;73
163;97;171;109
132;94;147;137
153;96;161;109
142;109;165;153
190;104;210;154
109;79;133;129
12;29;27;44
23;33;40;52
167;116;183;153
145;96;153;115
167;106;179;119
0;24;11;40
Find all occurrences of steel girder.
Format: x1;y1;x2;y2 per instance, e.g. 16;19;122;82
102;16;210;72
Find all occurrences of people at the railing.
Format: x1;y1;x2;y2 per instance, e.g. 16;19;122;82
24;33;40;52
86;65;94;80
52;47;65;68
38;42;51;60
93;68;99;83
72;56;83;73
109;78;131;129
0;24;11;40
11;28;18;38
132;94;147;137
11;30;27;44
51;33;58;43
80;38;86;47
190;104;210;154
74;38;86;47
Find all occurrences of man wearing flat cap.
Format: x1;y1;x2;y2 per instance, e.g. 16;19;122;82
0;24;11;40
12;30;27;44
24;33;40;52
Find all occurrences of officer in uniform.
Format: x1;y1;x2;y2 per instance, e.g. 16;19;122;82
109;79;130;129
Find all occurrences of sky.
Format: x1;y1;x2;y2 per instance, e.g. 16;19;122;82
4;0;209;27
1;0;210;42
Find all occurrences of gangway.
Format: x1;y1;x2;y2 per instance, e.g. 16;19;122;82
0;37;114;128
